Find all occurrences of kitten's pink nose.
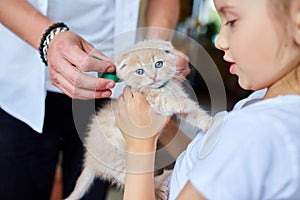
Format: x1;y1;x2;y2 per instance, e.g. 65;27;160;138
151;74;157;82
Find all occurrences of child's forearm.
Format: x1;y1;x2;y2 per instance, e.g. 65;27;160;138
0;0;54;49
124;150;156;200
124;171;155;200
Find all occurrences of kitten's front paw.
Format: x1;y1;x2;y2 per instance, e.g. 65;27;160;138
151;105;173;116
201;116;213;132
155;185;169;200
161;98;193;115
154;169;172;200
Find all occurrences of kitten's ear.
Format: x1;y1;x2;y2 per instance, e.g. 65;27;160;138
114;55;128;70
165;49;177;60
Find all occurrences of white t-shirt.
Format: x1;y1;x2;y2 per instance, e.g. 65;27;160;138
0;0;140;132
169;89;300;200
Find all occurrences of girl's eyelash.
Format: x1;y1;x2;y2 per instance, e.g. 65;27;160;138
225;20;236;26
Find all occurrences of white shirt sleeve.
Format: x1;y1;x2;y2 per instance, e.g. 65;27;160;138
187;110;299;200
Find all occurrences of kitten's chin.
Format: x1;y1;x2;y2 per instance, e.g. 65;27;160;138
150;86;159;89
130;81;169;89
150;81;167;89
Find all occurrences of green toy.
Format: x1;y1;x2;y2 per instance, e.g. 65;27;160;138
100;71;120;82
90;55;120;82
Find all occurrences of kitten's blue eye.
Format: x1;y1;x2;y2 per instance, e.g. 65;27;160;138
135;69;144;75
155;61;163;68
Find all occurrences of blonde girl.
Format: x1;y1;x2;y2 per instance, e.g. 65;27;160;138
115;0;300;199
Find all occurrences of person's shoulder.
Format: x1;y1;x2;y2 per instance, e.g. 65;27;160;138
220;109;272;148
220;95;300;150
227;94;300;131
191;96;300;199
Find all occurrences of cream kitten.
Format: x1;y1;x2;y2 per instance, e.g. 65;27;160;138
65;40;212;200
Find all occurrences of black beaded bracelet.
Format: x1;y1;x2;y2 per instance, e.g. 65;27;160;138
39;22;69;66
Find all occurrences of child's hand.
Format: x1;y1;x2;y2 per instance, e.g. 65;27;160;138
114;87;170;153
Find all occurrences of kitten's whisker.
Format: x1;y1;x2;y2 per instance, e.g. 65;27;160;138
174;74;187;82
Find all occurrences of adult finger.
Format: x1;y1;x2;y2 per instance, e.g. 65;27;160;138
64;44;115;72
49;58;114;98
56;59;115;91
81;39;114;63
50;69;112;99
171;49;191;78
52;71;112;99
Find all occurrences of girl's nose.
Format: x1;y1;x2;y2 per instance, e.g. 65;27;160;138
215;28;229;51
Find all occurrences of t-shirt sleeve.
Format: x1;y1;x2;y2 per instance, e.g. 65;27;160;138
187;112;298;200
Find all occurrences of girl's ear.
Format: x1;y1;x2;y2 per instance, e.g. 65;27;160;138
295;14;300;45
292;0;300;45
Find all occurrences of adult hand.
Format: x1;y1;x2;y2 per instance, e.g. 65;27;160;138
172;49;190;79
114;87;170;152
47;31;116;99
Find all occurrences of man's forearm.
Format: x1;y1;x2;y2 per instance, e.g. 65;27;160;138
145;0;180;40
0;0;53;49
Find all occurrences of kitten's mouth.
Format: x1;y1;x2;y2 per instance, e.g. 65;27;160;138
150;82;159;87
150;80;169;88
150;82;160;88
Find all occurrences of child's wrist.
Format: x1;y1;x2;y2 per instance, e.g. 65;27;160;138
126;139;157;154
126;150;156;173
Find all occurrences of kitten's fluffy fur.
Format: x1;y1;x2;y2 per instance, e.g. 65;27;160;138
65;40;212;200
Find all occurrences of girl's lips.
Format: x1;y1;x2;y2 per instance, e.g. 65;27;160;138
223;57;236;74
229;63;236;74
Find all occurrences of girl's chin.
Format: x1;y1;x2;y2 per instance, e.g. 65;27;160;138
229;63;236;74
238;79;251;91
238;79;259;91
